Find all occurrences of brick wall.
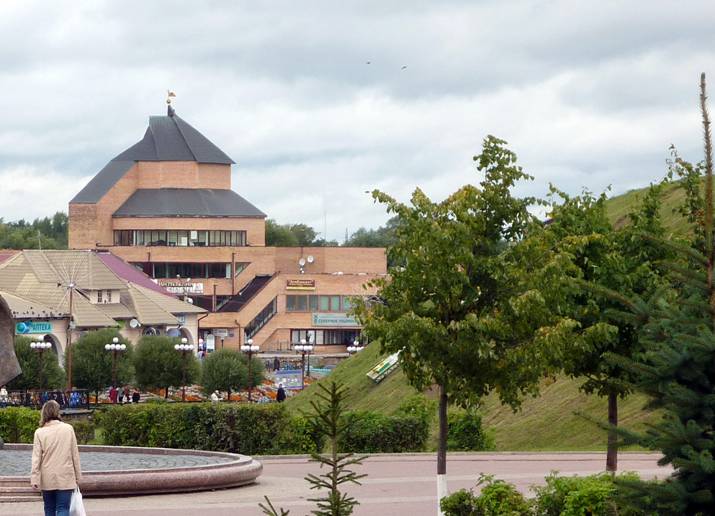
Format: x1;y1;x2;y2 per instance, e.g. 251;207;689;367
136;162;231;189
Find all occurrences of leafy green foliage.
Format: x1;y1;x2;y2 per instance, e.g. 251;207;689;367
532;472;643;516
97;402;291;454
440;474;530;516
344;216;400;249
0;407;38;443
69;418;96;444
0;212;67;249
356;135;563;410
200;349;263;398
447;410;495;451
133;335;199;395
339;410;429;453
7;336;65;390
604;75;715;513
69;329;133;395
265;219;338;247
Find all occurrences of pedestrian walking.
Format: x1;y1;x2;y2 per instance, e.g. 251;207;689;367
273;357;280;371
210;390;221;403
31;400;83;516
132;390;140;404
123;386;130;404
108;386;118;404
0;385;8;408
276;383;286;403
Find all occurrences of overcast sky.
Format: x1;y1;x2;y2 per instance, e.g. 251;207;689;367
1;1;713;241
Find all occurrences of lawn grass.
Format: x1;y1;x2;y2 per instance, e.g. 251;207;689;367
287;343;660;452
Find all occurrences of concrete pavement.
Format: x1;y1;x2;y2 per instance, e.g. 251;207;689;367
3;452;671;516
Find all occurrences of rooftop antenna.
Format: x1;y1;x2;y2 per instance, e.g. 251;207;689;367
323;194;327;246
167;90;176;117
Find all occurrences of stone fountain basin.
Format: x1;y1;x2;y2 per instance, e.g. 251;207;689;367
0;443;262;497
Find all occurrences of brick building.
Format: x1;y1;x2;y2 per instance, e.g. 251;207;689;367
68;106;386;354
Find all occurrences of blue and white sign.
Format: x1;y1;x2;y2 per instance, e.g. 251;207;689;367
15;321;52;335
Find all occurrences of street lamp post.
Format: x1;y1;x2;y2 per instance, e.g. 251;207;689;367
174;337;192;402
104;337;126;387
347;338;364;355
240;338;260;403
30;337;52;390
294;339;314;390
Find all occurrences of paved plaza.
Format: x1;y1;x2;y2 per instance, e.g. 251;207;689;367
3;452;670;516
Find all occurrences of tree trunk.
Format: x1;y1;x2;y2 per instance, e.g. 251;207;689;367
606;391;618;472
437;382;448;515
165;386;169;399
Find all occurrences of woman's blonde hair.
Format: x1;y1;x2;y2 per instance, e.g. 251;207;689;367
39;400;61;427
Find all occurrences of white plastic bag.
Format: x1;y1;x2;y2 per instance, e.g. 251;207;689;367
70;487;86;516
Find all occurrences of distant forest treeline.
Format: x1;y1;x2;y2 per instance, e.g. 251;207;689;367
0;212;68;249
0;213;397;250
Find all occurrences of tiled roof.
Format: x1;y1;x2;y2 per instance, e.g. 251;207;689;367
0;250;199;329
113;188;266;218
96;252;174;297
70;111;234;205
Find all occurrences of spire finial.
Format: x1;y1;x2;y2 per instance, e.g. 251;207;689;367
166;90;176;116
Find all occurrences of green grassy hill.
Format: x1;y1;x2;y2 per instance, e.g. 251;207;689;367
605;180;692;233
288;343;659;451
288;182;683;451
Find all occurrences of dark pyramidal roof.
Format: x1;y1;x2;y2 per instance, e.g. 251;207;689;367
71;110;235;204
113;189;266;218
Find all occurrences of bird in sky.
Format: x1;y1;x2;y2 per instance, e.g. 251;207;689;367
401;65;408;70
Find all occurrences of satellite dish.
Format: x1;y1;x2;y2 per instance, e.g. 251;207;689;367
307;255;314;264
129;318;141;329
298;258;306;267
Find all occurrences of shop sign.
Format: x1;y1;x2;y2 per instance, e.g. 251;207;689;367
311;313;359;327
287;279;316;291
213;328;229;337
15;321;52;334
159;281;204;294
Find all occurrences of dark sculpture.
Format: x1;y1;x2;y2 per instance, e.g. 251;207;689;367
0;295;20;387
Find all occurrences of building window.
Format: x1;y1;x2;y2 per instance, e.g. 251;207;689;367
133;262;231;279
114;230;247;247
287;295;361;312
97;291;103;303
107;290;112;303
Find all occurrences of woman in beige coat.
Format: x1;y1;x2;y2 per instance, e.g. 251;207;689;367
31;400;82;516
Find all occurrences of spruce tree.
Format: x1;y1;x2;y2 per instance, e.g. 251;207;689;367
615;73;715;514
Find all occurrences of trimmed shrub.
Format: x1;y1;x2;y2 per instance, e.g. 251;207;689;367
441;474;530;516
339;410;429;453
532;472;644;516
279;415;326;454
97;402;290;455
0;407;39;443
440;489;479;515
448;410;495;451
68;419;95;445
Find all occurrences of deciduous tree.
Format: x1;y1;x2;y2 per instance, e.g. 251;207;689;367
355;136;568;510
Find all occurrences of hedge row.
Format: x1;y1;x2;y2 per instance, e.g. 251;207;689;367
95;402;430;455
0;407;95;445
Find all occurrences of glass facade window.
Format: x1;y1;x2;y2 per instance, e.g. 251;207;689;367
133;262;231;279
286;295;361;313
291;329;359;346
114;230;246;247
